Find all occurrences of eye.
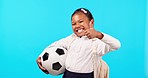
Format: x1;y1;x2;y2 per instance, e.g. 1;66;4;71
79;20;83;23
72;22;76;25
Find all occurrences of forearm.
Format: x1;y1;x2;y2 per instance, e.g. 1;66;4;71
38;34;75;57
100;33;121;50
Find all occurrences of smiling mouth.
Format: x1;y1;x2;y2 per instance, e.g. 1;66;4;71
77;29;83;33
75;28;84;33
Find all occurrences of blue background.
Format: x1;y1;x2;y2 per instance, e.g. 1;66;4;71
0;0;147;78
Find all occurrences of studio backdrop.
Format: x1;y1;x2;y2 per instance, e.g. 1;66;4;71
0;0;147;78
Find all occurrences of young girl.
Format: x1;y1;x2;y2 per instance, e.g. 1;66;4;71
37;8;121;78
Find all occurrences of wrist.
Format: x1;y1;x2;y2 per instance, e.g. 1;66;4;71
96;32;104;39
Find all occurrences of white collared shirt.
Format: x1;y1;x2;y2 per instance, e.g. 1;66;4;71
39;33;121;73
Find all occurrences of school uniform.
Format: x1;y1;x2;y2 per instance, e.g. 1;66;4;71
39;33;121;78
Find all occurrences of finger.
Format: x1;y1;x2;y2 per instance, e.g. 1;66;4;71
37;60;46;71
42;69;49;74
87;35;91;39
85;33;91;38
38;62;46;71
85;32;89;36
85;33;90;37
84;30;90;34
37;57;47;70
85;31;92;39
85;30;91;36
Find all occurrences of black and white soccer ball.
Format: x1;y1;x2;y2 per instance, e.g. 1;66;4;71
41;46;67;75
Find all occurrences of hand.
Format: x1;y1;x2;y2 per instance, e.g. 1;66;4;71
36;57;49;74
84;20;104;39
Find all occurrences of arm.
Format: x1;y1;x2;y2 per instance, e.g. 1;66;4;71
100;33;121;50
37;34;75;74
94;32;121;56
39;34;75;57
84;21;121;56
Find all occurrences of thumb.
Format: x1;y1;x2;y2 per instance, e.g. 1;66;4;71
89;19;94;29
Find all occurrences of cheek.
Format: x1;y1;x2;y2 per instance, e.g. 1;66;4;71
72;26;75;30
83;24;89;29
82;22;89;27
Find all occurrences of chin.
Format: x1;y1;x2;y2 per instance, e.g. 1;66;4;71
75;33;84;37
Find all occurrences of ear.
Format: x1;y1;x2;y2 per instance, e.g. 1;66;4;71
89;19;94;28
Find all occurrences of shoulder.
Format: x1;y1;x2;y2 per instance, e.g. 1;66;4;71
58;33;77;42
65;33;77;39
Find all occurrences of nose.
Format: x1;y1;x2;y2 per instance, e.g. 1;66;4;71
75;25;80;28
75;23;82;28
72;22;82;28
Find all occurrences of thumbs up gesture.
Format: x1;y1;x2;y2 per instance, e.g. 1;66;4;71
85;19;104;39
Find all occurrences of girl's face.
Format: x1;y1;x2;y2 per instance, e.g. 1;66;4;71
72;12;93;37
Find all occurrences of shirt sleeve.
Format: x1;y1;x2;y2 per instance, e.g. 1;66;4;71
95;33;121;56
39;34;76;57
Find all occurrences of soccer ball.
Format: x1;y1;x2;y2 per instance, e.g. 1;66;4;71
41;46;67;75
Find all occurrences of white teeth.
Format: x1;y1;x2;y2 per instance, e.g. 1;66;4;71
78;29;83;33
